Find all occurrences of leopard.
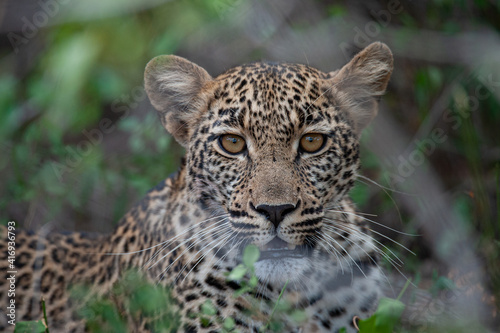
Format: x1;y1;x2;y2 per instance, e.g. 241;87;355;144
0;41;393;332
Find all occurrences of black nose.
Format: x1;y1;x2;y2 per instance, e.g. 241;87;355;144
255;203;296;228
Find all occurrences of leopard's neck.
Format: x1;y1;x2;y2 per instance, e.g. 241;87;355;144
99;163;216;285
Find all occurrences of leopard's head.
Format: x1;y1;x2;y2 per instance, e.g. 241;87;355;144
145;42;393;286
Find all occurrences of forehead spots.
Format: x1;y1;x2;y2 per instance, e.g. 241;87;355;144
210;62;336;145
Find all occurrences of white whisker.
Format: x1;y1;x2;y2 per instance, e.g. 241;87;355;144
154;220;231;280
322;218;416;288
354;176;409;233
323;216;405;266
148;217;230;271
313;232;346;274
356;174;414;196
179;228;235;283
321;223;394;287
318;231;367;279
326;208;419;237
143;215;230;269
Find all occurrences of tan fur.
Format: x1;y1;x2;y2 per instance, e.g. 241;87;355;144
330;42;393;133
145;55;213;147
1;42;393;333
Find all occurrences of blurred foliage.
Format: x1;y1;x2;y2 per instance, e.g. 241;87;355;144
0;0;228;230
71;270;180;332
1;0;499;330
14;249;489;332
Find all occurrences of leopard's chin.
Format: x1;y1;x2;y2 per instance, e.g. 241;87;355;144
254;257;310;285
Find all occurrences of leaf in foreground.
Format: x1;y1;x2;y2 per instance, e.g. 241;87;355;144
14;320;47;333
357;297;405;333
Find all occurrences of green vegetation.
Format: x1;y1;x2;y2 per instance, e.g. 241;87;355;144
12;245;494;332
13;298;49;333
357;298;405;333
3;0;499;331
73;271;181;332
11;248;427;332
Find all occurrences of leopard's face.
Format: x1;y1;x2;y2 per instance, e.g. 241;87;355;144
185;63;360;283
144;42;393;286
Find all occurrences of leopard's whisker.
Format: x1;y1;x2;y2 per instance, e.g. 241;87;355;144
152;220;231;276
183;222;235;272
316;231;367;279
352;175;409;234
356;174;414;196
147;217;230;271
97;213;230;257
210;234;247;273
359;223;415;256
143;215;230;269
324;225;399;296
323;217;404;266
323;218;415;288
256;269;272;299
325;201;378;217
205;224;245;268
179;228;235;284
278;266;306;304
157;225;233;284
325;208;419;237
312;232;346;274
322;224;382;263
321;224;394;287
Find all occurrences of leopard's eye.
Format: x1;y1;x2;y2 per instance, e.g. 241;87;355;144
219;134;246;155
299;133;325;153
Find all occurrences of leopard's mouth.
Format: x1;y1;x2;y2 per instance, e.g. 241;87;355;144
257;237;310;261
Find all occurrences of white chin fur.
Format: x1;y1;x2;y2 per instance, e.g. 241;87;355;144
254;258;308;285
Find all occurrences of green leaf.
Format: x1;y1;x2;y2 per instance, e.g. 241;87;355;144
349;183;370;207
14;320;47;333
327;5;347;17
268;320;283;332
223;317;235;330
358;298;405;333
200;316;211;328
201;300;217;316
227;264;247;281
249;275;258;288
243;244;260;267
430;275;456;296
290;309;307;323
233;286;251;298
428;66;443;91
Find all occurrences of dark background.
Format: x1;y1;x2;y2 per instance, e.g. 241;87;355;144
1;0;499;330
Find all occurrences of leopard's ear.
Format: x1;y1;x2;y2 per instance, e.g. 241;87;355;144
144;55;212;147
330;42;393;134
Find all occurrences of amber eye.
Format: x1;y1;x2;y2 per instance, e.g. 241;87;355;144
299;133;325;153
219;134;246;155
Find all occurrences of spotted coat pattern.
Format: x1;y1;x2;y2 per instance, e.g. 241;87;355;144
0;42;393;332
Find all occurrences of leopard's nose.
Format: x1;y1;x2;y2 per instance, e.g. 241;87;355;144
255;203;297;228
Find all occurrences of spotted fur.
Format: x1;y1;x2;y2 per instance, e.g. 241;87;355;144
0;42;393;332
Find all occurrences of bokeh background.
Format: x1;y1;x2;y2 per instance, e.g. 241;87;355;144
1;0;499;330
